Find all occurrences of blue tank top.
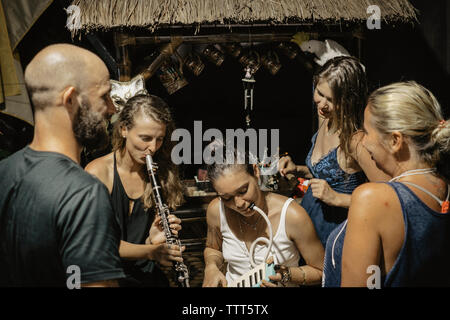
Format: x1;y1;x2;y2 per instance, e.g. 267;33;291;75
301;131;366;246
305;132;366;194
323;182;450;287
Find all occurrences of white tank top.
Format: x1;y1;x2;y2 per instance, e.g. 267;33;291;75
220;197;300;284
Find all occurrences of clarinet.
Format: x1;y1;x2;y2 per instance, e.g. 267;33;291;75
145;154;190;287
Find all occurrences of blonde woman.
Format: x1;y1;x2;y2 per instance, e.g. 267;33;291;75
325;81;450;287
86;94;185;287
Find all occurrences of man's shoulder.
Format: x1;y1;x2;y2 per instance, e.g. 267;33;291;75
33;150;101;189
0;147;31;182
53;158;109;198
1;147;106;196
0;147;26;166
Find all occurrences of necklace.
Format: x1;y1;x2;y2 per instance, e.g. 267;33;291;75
389;168;436;182
238;214;261;233
389;167;449;214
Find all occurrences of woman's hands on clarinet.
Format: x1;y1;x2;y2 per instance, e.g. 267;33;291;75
150;242;186;267
147;214;182;245
145;214;186;266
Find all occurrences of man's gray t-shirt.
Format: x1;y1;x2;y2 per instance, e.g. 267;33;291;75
0;147;125;286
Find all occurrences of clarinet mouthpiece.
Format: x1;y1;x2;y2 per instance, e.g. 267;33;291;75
145;154;153;169
145;154;158;171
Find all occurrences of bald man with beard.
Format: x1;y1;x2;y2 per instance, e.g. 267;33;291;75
0;44;125;287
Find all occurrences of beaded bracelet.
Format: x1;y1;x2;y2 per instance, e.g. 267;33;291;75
280;266;291;285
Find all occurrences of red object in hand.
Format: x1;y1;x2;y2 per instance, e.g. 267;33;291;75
292;178;310;198
441;200;449;214
297;178;310;193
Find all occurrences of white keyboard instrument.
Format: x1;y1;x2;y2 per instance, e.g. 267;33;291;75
227;261;276;287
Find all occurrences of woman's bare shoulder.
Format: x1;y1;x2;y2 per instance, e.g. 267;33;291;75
350;182;398;221
267;193;308;224
85;152;114;189
267;192;289;204
349;130;365;157
206;197;221;227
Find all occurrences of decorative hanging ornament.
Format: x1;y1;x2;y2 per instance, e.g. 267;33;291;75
262;50;282;75
203;45;225;66
156;55;189;95
184;51;205;76
242;67;256;128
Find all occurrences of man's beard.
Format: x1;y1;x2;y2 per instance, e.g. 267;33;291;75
72;97;109;151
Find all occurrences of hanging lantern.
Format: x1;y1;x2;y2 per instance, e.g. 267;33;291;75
239;49;261;75
242;67;256;128
184;52;205;76
203;45;225;66
278;42;299;60
262;50;282;75
157;56;188;95
223;42;242;58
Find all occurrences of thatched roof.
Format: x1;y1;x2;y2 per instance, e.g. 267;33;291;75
70;0;418;34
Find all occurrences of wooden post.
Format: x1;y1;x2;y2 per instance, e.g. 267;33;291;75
353;27;365;62
114;32;134;81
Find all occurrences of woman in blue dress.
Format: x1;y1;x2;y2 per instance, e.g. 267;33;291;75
279;56;389;248
334;81;450;287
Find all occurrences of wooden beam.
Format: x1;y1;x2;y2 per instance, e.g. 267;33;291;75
134;31;356;45
114;32;133;81
142;36;183;80
86;34;119;79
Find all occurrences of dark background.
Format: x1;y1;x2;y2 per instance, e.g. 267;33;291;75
4;0;449;179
